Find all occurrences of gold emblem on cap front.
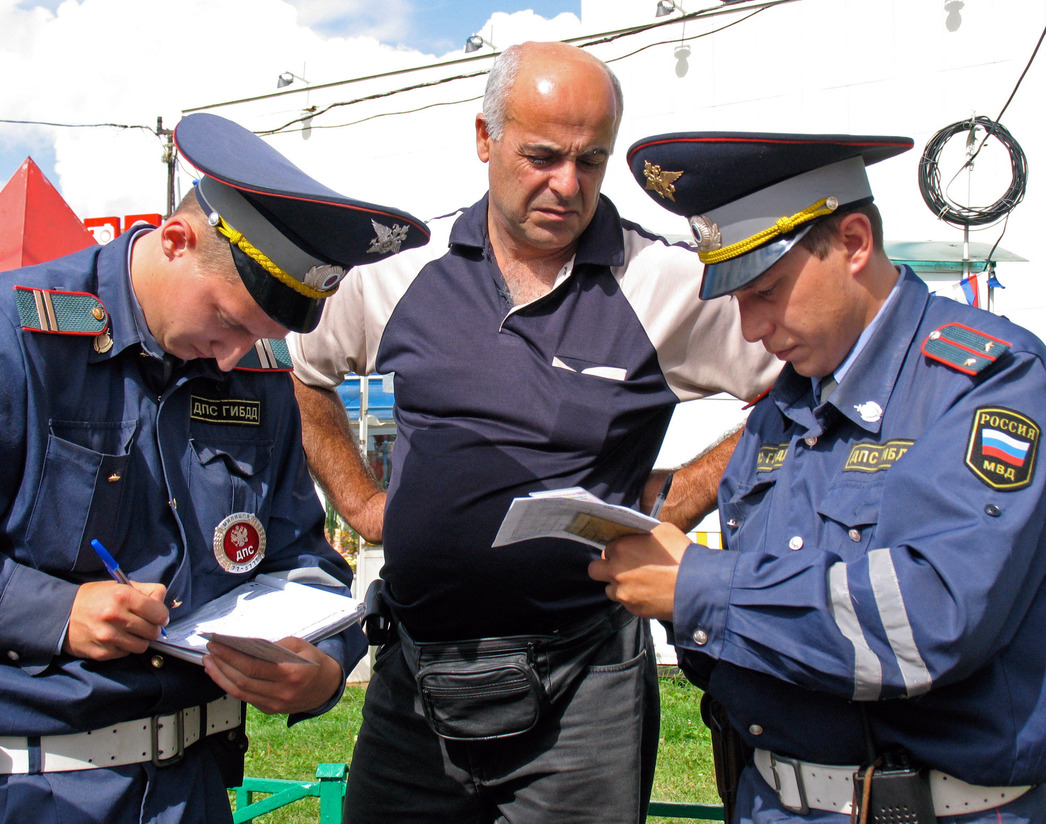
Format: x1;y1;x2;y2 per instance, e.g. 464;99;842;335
643;161;684;201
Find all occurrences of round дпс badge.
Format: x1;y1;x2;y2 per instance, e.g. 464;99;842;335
213;513;266;573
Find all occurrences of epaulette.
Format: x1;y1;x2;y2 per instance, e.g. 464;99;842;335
235;338;293;372
921;323;1010;376
742;383;774;410
14;286;109;335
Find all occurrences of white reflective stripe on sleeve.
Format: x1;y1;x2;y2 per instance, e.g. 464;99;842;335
868;547;933;696
828;562;882;700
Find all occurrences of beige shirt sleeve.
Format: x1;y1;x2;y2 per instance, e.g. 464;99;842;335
287;214;454;390
615;229;782;403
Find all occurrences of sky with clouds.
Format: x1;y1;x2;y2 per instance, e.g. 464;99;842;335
2;0;1043;290
0;0;581;220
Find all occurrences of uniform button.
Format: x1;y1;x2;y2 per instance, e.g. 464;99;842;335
169;498;177;510
692;629;708;646
749;724;764;736
848;528;862;542
985;504;1001;517
7;650;20;662
91;306;106;322
107;473;121;483
804;436;818;447
151;655;165;669
725;518;739;528
788;536;804;550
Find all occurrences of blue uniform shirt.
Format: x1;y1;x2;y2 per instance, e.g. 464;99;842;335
0;229;366;821
674;267;1046;787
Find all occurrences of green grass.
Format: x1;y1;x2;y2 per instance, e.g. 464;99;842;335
233;671;718;823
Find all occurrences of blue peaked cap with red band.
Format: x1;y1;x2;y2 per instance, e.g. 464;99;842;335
175;113;430;333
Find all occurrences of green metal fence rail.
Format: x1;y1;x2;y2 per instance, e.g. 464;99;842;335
647;800;726;820
232;762;726;822
232;763;348;824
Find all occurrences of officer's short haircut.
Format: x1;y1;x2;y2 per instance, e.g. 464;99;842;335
799;202;885;260
171;190;237;280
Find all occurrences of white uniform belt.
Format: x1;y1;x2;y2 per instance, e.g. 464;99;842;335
754;748;1032;816
0;694;242;774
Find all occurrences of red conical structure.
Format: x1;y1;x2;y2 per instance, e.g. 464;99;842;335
0;157;97;272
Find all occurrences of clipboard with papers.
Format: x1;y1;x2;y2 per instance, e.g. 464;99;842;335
150;573;365;665
491;487;660;550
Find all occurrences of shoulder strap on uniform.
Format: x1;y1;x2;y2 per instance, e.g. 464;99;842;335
921;322;1011;376
14;286;109;335
234;338;293;372
742;383;774;410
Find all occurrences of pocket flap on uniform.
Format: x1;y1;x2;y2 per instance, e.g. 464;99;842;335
190;438;272;477
816;481;883;528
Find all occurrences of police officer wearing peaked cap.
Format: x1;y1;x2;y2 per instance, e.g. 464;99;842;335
0;112;427;824
590;132;1046;824
174;112;431;334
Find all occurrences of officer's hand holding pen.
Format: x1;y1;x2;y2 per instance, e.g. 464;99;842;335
62;541;170;661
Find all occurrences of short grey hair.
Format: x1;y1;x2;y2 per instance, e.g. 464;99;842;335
481;44;624;142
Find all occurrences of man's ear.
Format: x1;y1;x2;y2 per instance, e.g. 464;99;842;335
838;211;873;274
158;214;196;262
475;113;492;164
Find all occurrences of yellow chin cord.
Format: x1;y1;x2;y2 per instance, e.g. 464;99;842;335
215;217;331;300
699;196;839;265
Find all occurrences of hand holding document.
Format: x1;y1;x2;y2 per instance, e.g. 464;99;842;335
151;574;364;665
492;487;661;550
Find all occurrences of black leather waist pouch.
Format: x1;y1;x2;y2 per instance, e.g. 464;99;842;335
397;605;634;741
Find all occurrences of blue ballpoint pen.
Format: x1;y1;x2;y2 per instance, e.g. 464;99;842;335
90;539;167;638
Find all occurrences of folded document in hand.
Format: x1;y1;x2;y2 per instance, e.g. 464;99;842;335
150;574;365;665
492;487;660;550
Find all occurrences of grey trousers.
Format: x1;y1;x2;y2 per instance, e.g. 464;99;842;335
343;611;660;824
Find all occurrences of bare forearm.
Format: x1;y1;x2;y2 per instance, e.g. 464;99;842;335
653;425;743;533
293;376;385;543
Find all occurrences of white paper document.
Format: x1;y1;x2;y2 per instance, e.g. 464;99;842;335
492;487;660;550
150;573;365;665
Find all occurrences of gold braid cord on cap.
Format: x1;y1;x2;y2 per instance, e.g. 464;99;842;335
699;196;839;265
215;217;336;300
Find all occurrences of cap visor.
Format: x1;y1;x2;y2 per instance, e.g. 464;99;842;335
699;226;811;300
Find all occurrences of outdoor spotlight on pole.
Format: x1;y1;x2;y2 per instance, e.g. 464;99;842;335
464;34;497;53
277;71;309;89
655;0;684;17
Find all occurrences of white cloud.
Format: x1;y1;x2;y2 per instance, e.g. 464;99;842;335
0;0;585;223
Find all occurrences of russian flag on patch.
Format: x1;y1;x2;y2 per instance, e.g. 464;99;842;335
981;428;1031;467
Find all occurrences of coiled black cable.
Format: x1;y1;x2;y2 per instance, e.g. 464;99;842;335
917;116;1028;228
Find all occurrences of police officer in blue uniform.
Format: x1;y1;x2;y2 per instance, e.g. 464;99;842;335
0;113;428;823
590;132;1046;823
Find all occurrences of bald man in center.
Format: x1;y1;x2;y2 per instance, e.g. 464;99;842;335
289;42;780;823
